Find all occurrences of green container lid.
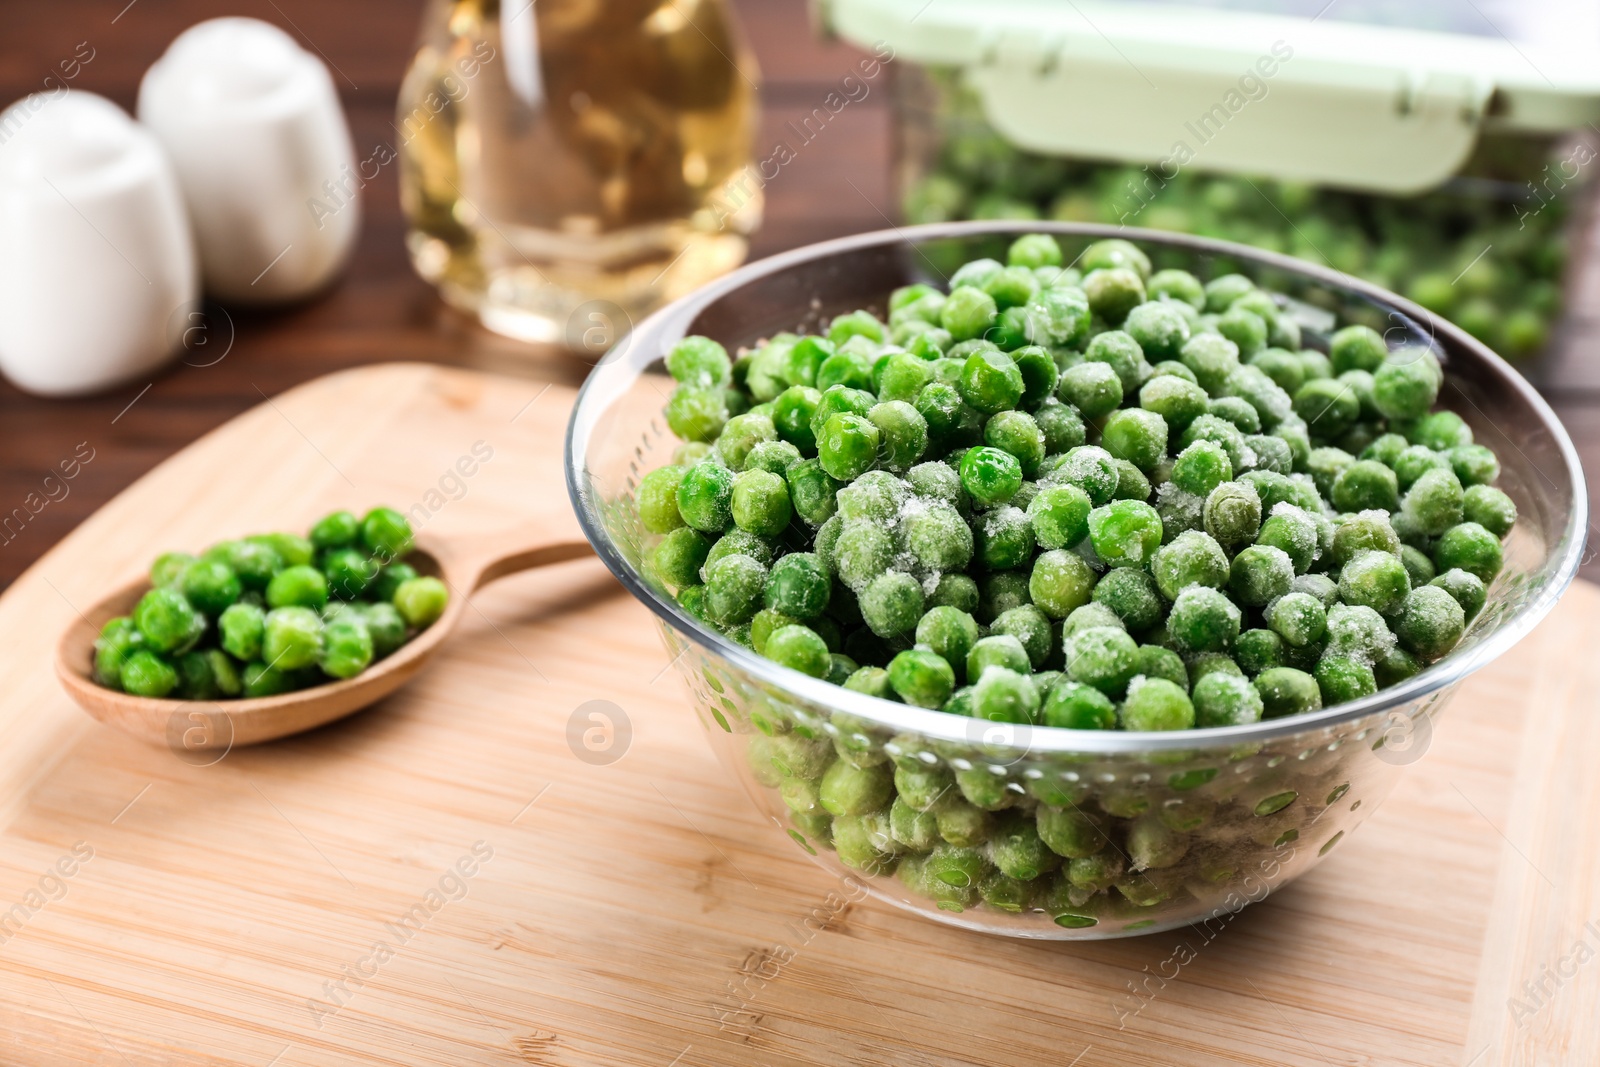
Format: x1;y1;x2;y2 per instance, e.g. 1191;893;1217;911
823;0;1600;192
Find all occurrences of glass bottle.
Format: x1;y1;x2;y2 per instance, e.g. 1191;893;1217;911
397;0;761;348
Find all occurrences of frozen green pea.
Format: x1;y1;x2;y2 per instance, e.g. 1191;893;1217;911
816;414;881;482
1393;445;1449;490
1028;550;1096;619
1139;374;1210;433
749;609;796;654
1394;585;1466;660
1087;500;1163;567
1166;587;1241;655
1203;480;1262;547
1008;233;1062;269
1255;666;1322;719
1037;806;1105;859
966;668;1043;726
323;548;378;600
1402;467;1465;537
989;813;1060;881
967;634;1032;681
1169;440;1233;499
765;553;830;619
1332;460;1400;513
1063;626;1139;695
92;617;144;690
1092;568;1164;631
876;351;934;406
818;761;893;817
763;625;830;678
178;559;241;617
120;650;179;698
320;615;374;679
1434;522;1502;583
1192;671;1264;727
394;576;449;627
1027;484;1092;549
861;572;924;638
150;551;197;588
1180;332;1242;394
941;285;999;342
1292;377;1360;437
1229;544;1294;607
1330;511;1401;567
665;385;729;443
1147;268;1204;309
217;602;265;662
1400;544;1437;587
1234;628;1285;676
704;554;766;627
1325;603;1396;662
1208;394;1262;435
675;461;735;534
984;410;1045;477
1084;268;1145;324
991;605;1052;668
1330;324;1387;374
1315;656;1377;705
1127;813;1189;870
1256;505;1319;574
869;400;930;473
936;799;992;847
890;798;940;850
833;523;893;592
975;505;1035;570
1120;677;1194;731
1041;680;1117;729
666;335;732;387
1463;485;1516;538
360;507;414;562
133;587;205;654
1373;353;1441;421
958;350;1025;414
1265;591;1327;648
960;446;1023;508
1338;549;1411;615
651;528;712;589
1057;360;1123;419
730;469;792;537
1431;568;1487;623
1136;644;1188;689
1124;300;1191;361
1084;329;1147;392
1101;408;1168;472
1150;530;1228;600
1046;446;1120;505
262;607;323;671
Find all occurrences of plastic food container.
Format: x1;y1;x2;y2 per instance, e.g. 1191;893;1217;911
566;221;1587;939
822;0;1600;363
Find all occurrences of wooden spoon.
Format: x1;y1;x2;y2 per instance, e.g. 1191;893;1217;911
56;531;594;756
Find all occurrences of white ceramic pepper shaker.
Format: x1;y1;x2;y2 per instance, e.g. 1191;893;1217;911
0;91;197;396
138;18;359;304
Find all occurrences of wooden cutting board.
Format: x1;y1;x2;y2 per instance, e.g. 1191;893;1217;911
0;363;1594;1067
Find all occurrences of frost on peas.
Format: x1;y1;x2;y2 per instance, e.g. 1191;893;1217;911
630;237;1517;852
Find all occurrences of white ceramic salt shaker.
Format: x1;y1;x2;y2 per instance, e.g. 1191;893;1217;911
0;91;197;397
138;18;359;304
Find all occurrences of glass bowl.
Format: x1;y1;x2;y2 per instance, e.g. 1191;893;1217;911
565;221;1588;939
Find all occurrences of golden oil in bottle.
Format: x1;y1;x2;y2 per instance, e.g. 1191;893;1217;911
397;0;761;347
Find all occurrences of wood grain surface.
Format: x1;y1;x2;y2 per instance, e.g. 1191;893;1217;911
0;364;1594;1067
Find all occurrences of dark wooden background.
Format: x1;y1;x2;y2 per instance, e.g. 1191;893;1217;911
0;0;1593;586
